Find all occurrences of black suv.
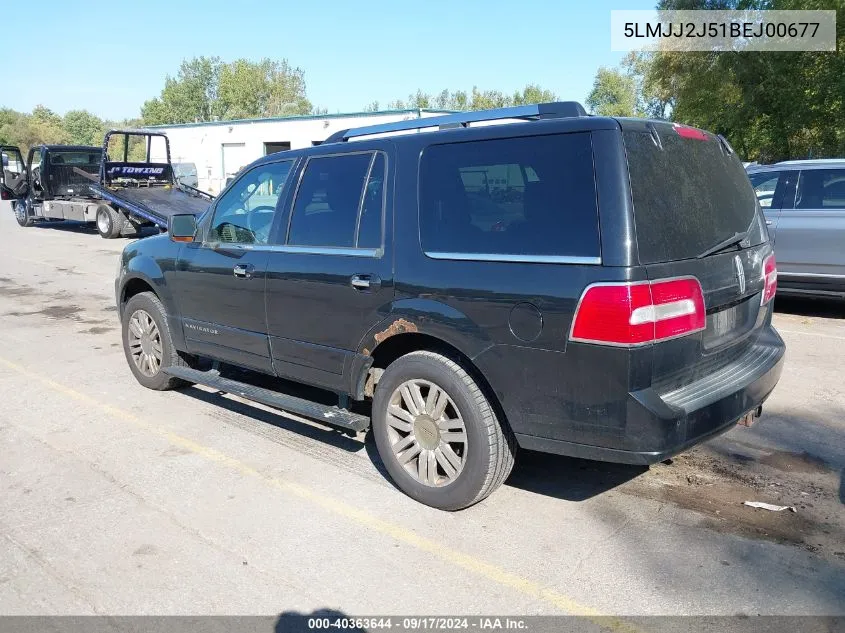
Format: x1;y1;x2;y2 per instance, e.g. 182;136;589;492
115;102;785;510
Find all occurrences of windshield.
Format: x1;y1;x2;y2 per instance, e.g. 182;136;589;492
623;124;764;264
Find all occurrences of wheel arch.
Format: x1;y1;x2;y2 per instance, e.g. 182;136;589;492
120;275;157;310
366;330;512;437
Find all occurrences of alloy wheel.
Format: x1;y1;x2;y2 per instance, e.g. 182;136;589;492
127;309;163;377
97;209;111;235
386;379;467;487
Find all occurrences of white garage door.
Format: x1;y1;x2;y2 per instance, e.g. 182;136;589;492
222;143;249;183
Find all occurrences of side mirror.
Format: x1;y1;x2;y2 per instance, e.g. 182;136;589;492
169;214;197;243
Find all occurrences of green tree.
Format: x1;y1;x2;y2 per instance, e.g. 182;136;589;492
511;84;559;106
63;110;106;146
644;0;845;161
142;56;222;124
30;105;70;144
621;52;672;119
217;58;311;119
586;67;637;117
141;57;313;125
380;84;559;112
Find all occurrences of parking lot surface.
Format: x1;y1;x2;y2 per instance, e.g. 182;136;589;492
0;204;843;616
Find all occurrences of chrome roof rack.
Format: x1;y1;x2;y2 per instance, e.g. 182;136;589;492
324;101;588;143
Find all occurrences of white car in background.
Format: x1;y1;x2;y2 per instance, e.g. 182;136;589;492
173;162;199;188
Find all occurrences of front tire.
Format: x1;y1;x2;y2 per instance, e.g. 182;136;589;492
372;351;516;510
121;292;189;390
14;199;33;227
96;204;124;239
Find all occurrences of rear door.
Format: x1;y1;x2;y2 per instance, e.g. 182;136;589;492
172;158;295;372
264;149;393;393
622;121;772;393
0;146;26;200
774;167;845;285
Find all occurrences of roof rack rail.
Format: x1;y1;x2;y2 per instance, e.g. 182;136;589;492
324;101;588;143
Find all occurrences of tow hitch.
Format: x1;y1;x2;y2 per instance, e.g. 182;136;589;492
737;405;763;427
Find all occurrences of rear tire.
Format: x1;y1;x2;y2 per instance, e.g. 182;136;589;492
14;199;33;227
96;204;124;239
372;350;516;510
121;291;190;391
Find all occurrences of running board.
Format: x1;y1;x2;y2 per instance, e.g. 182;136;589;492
163;366;370;432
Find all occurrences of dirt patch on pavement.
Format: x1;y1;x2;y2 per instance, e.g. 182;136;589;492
82;326;114;335
620;446;844;556
759;449;829;474
0;277;36;297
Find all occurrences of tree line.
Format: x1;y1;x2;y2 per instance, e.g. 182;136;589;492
586;0;845;162
0;54;561;155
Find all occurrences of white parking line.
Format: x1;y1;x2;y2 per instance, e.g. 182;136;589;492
777;328;845;342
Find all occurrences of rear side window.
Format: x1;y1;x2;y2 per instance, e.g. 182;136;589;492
748;171;782;208
624;126;762;264
796;168;845;209
287;152;384;249
419;133;600;259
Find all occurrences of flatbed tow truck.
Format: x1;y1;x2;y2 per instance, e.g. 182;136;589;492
85;129;213;238
3;131;213;239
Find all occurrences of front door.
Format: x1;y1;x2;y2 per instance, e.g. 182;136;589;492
265;150;393;393
172;158;296;372
0;146;26;200
775;167;845;291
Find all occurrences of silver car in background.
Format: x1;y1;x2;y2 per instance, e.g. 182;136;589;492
748;159;845;298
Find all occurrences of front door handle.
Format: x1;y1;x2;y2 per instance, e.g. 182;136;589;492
765;219;773;226
233;263;255;279
351;274;381;291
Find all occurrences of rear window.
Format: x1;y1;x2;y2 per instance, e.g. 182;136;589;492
624;126;762;264
419;133;600;259
50;150;101;165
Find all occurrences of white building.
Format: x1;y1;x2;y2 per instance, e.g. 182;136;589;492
149;109;452;194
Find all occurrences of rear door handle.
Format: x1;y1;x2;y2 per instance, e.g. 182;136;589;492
233;264;255;279
351;274;380;290
765;219;773;226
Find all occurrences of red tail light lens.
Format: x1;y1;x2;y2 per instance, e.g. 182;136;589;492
673;123;709;141
570;278;706;347
761;254;777;305
0;190;9;200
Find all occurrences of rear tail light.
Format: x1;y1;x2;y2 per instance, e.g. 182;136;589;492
672;123;709;141
0;190;9;200
570;277;706;347
761;254;777;305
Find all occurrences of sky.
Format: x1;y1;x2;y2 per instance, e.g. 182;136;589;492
2;0;655;121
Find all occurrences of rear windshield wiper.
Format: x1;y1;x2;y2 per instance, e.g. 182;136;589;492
697;230;748;259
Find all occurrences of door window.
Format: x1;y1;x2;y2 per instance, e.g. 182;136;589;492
357;153;386;249
748;171;781;208
1;148;26;195
796;169;845;209
1;149;24;176
207;161;294;245
286;152;385;249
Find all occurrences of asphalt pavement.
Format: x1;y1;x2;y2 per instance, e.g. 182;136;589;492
0;203;842;617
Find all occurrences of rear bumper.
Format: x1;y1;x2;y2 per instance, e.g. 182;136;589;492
516;327;785;465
